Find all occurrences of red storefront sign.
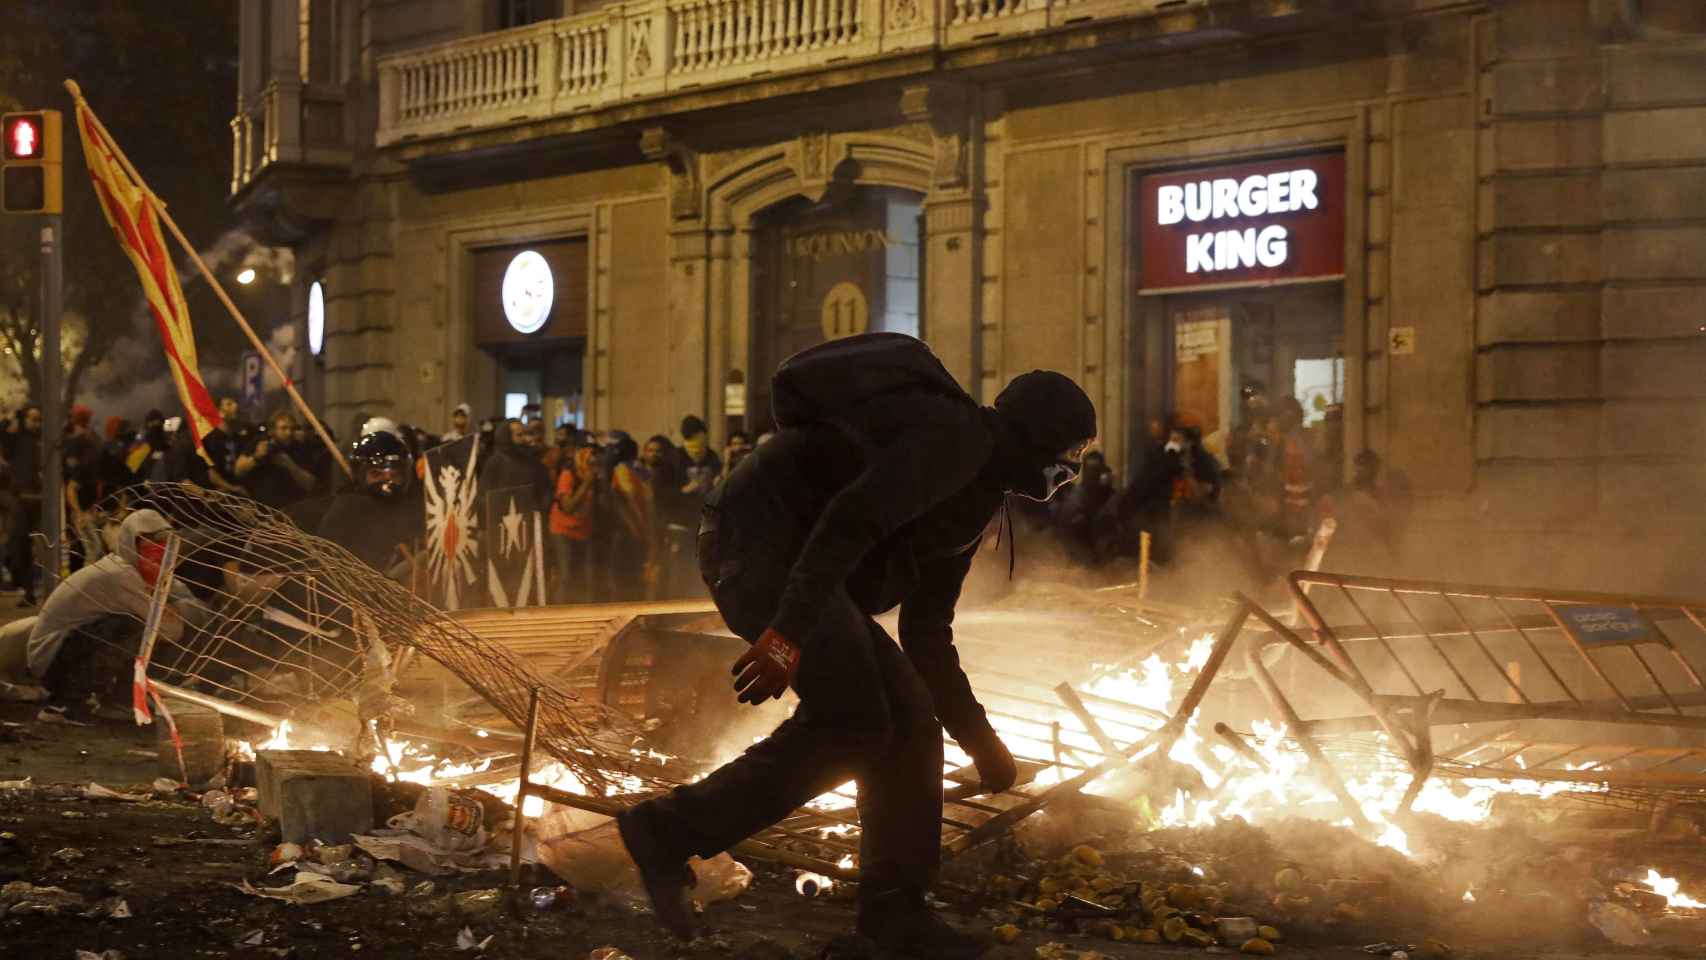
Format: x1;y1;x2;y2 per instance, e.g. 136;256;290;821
1139;152;1345;292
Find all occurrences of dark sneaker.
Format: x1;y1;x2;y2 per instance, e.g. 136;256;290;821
616;807;699;940
857;896;990;960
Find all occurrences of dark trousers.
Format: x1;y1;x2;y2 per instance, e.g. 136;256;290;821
42;621;132;710
628;479;944;903
7;495;40;598
548;533;594;603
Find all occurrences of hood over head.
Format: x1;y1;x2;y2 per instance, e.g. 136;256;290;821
994;371;1097;456
117;509;171;570
991;371;1098;501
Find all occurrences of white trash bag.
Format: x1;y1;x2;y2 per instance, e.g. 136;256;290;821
535;806;751;907
389;785;489;853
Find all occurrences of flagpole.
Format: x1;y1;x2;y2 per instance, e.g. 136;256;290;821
63;79;353;482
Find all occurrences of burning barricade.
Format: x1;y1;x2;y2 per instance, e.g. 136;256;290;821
17;482;1706;954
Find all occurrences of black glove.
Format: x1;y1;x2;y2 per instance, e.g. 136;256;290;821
962;726;1018;793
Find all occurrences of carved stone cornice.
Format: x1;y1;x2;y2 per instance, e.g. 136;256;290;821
899;81;972;191
639;126;702;222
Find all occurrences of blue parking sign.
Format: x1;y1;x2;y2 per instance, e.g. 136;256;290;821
241;350;263;408
1556;605;1655;648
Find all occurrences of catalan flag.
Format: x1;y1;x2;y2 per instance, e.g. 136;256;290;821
74;101;221;450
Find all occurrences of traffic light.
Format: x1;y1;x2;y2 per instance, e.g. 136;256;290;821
2;110;63;215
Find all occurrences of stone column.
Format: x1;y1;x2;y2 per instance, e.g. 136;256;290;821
902;81;982;395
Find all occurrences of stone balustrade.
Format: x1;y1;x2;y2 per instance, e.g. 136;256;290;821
372;0;1187;146
230;79;352;195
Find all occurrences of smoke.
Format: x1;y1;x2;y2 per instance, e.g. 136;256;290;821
83;226;299;420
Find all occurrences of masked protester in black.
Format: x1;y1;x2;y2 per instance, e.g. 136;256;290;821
315;428;423;577
618;369;1096;956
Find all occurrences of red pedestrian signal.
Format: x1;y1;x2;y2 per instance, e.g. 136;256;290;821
4;115;43;160
1;110;61;214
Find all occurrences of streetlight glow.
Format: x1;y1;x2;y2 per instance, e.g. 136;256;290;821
236;267;256;285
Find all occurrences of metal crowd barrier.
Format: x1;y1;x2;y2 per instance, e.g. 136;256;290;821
1241;572;1706;825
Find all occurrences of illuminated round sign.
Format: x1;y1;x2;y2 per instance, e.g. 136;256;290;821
501;250;554;334
307;281;325;356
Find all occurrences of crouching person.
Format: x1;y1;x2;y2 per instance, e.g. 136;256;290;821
23;509;204;718
617;334;1097;956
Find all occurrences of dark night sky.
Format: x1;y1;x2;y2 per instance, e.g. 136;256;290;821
0;0;252;411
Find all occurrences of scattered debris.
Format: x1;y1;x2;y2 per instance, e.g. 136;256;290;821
588;947;634;960
150;835;251;848
537;814;752;907
238;929;266;947
0;679;48;702
528;885;572;911
82;896;132;919
352;831;503;876
449;888;504;917
397;786;488;851
269;841;304;868
1;881;87;916
237;871;362;905
297;853;374;884
1587;900;1650;946
455;926;495;952
73;950;124;960
50;846;85;864
35;706;91;726
370;864;407;896
200;788;253;827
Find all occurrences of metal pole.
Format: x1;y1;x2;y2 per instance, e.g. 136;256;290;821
39;215;63;595
509;686;541;892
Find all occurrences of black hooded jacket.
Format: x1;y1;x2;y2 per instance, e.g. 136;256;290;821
479;426;552;513
734;389;1064;747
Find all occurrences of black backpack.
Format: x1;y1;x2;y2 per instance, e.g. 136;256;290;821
770;333;973;435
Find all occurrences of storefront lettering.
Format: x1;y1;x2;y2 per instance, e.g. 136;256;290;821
1141;152;1343;292
1185;225;1290;273
786;229;894;261
1155;169;1319;225
1156;169;1318;275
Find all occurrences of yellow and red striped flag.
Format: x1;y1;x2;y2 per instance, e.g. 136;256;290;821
74;102;222;450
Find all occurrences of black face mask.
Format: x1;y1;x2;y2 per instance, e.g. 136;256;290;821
1012;444;1089;503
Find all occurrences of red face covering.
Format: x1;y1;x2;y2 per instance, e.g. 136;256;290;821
136;536;167;588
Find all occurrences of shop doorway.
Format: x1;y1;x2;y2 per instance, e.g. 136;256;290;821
746;185;924;432
492;342;585;428
1130;281;1346;511
470;237;590;429
1152;283;1345;478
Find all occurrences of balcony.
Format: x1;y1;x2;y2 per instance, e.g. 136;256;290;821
374;0;1219;147
230;79;353;196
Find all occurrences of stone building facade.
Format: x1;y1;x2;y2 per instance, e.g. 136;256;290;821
231;0;1706;593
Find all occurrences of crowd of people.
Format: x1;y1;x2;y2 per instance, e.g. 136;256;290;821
1022;387;1411;589
0;397;349;607
0;394;764;609
410;407;755;605
0;382;1409;610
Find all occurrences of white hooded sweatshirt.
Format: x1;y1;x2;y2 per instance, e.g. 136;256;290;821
26;509;198;678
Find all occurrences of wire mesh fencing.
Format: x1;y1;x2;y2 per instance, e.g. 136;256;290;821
70;482;664;795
